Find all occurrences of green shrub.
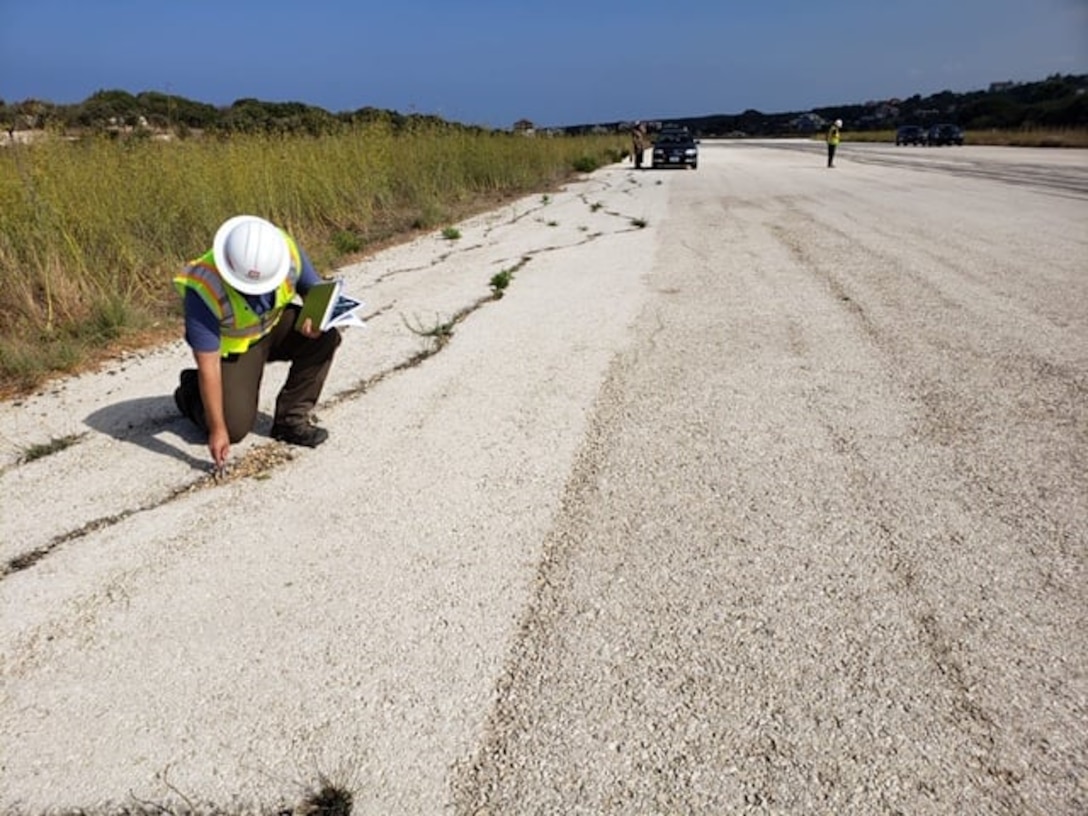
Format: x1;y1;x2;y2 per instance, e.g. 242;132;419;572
572;156;599;173
332;230;363;254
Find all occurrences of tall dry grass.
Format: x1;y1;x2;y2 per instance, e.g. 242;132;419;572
0;125;625;391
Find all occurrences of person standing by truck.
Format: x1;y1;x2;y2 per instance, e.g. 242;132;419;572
631;121;647;169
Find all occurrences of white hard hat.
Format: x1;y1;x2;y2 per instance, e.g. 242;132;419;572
834;119;843;128
212;215;291;295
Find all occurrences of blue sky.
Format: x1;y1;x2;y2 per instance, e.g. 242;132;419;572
1;0;1085;128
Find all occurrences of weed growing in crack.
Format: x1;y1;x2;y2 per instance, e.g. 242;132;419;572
489;256;531;300
441;226;461;240
299;779;355;816
541;194;550;205
403;313;455;349
630;217;648;229
590;202;603;212
116;774;356;816
546;220;558;227
20;433;85;463
490;270;513;299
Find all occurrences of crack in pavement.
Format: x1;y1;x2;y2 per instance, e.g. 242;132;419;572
2;191;650;580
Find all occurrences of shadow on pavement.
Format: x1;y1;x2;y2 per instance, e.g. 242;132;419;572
84;395;214;472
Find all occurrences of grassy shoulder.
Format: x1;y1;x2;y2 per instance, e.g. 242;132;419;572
0;126;626;397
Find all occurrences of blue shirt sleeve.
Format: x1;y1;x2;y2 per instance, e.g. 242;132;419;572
184;289;221;353
296;246;322;294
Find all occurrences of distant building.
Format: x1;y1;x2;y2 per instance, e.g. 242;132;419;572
791;112;826;133
868;101;900;121
513;118;535;135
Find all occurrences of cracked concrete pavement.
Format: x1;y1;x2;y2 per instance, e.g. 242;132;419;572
1;141;1086;815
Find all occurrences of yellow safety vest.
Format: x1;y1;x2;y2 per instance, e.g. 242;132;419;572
174;233;302;356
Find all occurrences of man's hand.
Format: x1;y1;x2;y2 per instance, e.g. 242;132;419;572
207;426;230;469
297;316;321;339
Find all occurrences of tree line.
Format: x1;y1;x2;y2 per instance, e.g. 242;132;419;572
0;89;483;138
563;73;1088;137
2;73;1085;140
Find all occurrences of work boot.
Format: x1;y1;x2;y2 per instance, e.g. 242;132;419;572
174;368;207;431
270;418;329;448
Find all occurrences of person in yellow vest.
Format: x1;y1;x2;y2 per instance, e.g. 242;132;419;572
826;118;842;167
173;215;342;468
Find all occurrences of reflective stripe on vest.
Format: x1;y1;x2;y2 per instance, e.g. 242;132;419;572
174;233;302;356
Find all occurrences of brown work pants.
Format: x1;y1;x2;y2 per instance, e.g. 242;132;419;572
217;306;341;442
